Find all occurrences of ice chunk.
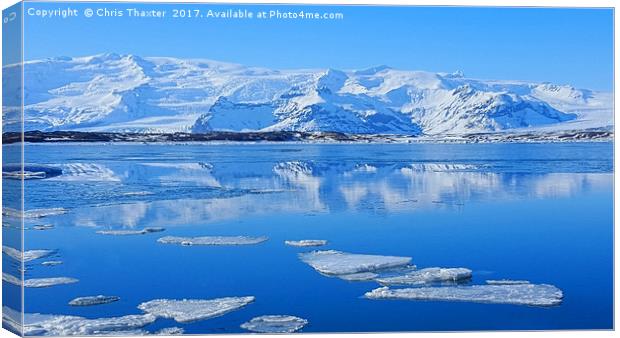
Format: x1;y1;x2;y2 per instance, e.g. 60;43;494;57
486;279;530;285
337;272;379;281
241;315;308;333
365;284;563;306
376;267;472;286
4;273;79;288
157;236;267;246
138;296;255;323
42;261;63;266
155;327;185;335
299;250;412;275
23;312;156;336
3;246;55;262
285;240;328;247
3;207;67;219
97;227;165;236
33;224;54;231
69;295;120;306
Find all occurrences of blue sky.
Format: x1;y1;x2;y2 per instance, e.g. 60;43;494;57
22;2;613;90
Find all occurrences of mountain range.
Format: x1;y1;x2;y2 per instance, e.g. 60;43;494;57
2;53;613;136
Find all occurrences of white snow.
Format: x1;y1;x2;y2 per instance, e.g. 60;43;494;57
157;235;268;246
365;284;563;306
285;240;328;247
240;315;308;333
13;53;611;135
299;250;412;275
376;267;472;286
137;297;255;323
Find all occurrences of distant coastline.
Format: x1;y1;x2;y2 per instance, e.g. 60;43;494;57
1;130;613;145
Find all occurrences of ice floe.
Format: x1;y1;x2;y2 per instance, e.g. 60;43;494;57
240;315;308;333
41;261;63;266
3;207;67;219
157;236;268;246
486;279;531;285
376;268;472;286
3;164;62;180
285;240;328;247
33;224;54;231
299;250;412;275
3;273;78;288
365;284;563;306
154;327;185;335
138;296;255;323
2;246;55;262
69;295;120;306
96;227;165;236
337;272;379;281
22;312;156;336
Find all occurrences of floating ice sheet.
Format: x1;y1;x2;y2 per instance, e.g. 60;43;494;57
337;272;379;281
486;279;531;285
3;207;67;219
365;284;563;306
69;295;120;306
138;296;255;323
154;327;185;335
299;250;412;275
3;246;55;262
241;315;308;333
157;236;267;246
285;240;328;247
97;227;165;236
41;261;63;266
3;273;79;288
23;312;156;336
376;267;472;286
33;224;54;231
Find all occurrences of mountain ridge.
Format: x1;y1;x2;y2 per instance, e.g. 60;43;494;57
2;53;612;135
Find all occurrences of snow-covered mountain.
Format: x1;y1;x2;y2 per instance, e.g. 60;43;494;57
2;53;613;135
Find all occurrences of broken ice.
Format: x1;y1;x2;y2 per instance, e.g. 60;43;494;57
3;246;55;262
285;240;328;247
365;284;563;306
97;227;165;235
376;267;472;286
241;315;308;333
337;272;379;281
299;250;412;275
486;279;531;285
69;295;120;306
3;273;78;288
154;327;184;335
22;312;156;336
2;207;67;219
157;236;268;246
138;296;255;323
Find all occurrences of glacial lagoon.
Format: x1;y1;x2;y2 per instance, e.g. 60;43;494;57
3;142;613;334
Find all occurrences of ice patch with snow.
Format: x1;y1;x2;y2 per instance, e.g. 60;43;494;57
97;227;165;235
376;267;472;286
3;246;55;262
241;315;308;333
138;297;255;323
157;235;267;246
22;312;156;336
299;250;412;275
285;240;328;247
69;295;120;306
365;284;563;306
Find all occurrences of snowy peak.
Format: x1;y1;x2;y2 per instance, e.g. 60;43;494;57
4;54;612;135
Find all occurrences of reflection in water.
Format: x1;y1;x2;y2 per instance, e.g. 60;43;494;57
45;159;610;229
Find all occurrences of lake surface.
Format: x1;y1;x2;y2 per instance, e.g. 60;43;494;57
5;142;614;333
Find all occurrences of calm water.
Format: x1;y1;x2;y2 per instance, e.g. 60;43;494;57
6;142;614;333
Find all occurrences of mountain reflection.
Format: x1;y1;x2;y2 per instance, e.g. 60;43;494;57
48;160;611;229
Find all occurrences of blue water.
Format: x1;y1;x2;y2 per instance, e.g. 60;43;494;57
10;142;614;333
